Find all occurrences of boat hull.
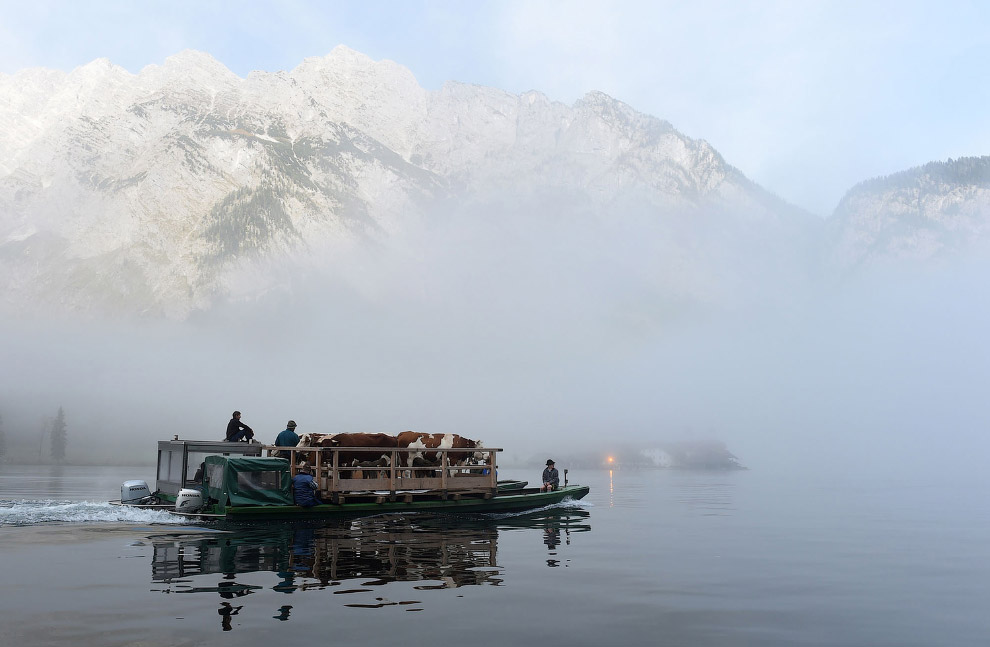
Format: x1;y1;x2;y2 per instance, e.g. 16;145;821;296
183;485;589;520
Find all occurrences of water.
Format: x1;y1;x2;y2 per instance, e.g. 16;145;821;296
1;464;988;646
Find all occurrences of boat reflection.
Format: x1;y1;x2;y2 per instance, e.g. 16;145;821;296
151;509;590;623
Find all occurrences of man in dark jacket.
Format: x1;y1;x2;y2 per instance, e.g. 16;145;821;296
541;459;559;491
225;411;255;442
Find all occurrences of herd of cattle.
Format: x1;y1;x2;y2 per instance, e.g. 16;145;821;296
286;432;488;477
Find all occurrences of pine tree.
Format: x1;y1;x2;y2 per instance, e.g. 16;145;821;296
0;412;6;462
51;406;67;464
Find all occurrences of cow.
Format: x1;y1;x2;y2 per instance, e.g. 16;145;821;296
324;433;399;478
350;455;391;479
283;432;331;467
395;431;486;472
409;455;441;478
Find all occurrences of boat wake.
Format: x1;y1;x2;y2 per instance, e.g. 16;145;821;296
0;499;186;526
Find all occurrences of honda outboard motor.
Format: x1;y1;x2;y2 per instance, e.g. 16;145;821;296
175;488;204;513
120;480;154;505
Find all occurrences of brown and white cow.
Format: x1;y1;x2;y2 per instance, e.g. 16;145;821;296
395;431;485;470
325;432;398;477
286;432;332;467
292;432;394;473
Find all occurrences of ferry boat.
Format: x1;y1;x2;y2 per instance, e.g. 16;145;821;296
114;438;588;520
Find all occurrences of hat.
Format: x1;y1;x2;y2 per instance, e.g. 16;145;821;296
287;420;297;429
546;459;555;465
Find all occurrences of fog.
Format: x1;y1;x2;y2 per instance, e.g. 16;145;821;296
2;201;989;478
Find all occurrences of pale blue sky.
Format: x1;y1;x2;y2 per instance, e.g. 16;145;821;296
2;0;988;216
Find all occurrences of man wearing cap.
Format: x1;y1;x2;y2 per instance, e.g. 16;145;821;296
273;420;300;458
291;463;323;507
225;411;255;442
541;459;559;492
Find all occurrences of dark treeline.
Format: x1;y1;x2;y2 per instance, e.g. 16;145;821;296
847;155;990;197
51;406;67;464
0;412;7;462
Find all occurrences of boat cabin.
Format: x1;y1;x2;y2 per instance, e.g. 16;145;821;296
156;439;262;498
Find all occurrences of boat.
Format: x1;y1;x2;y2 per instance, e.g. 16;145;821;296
496;479;528;491
115;438;588;520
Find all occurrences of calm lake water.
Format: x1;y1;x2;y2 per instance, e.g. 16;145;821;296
1;463;989;646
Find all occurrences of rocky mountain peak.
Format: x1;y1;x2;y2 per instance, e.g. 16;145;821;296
139;49;240;95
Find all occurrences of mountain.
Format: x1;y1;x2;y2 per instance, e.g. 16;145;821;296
3;47;988;323
0;46;824;320
826;156;990;272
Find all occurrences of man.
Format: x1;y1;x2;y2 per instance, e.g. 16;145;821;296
291;463;323;507
541;459;559;492
225;411;254;442
273;420;300;458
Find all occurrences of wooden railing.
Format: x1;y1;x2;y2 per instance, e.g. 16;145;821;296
261;445;501;496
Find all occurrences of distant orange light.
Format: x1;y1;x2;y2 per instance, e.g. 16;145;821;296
607;456;614;463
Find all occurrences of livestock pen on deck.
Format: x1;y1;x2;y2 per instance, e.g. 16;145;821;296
267;444;500;504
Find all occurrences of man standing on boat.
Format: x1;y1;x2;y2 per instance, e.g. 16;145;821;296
273;420;299;458
225;411;255;442
541;459;559;491
292;463;323;507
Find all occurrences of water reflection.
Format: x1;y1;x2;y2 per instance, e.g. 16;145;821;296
150;510;590;627
218;601;241;631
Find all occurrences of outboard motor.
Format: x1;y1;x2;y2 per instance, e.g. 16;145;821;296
120;480;155;505
175;488;204;513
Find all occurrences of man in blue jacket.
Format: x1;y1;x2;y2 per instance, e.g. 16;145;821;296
292;463;322;507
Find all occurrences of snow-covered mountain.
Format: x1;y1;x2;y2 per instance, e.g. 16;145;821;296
6;46;984;320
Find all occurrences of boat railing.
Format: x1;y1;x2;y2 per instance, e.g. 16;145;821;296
261;445;502;498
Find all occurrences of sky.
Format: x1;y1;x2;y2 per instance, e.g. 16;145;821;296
1;0;988;216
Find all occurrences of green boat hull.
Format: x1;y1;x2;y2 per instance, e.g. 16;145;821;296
197;485;590;520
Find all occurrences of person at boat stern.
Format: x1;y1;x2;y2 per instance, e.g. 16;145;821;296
273;420;300;458
225;411;255;442
292;463;323;507
541;459;559;491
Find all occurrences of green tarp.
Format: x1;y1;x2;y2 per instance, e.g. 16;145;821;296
204;455;292;507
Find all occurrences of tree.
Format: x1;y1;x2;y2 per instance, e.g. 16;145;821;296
0;412;6;462
51;406;67;464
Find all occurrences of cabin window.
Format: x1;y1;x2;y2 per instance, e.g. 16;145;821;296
236;470;282;492
158;450;183;484
168;452;183;483
185;452;211;484
205;463;225;488
157;451;169;482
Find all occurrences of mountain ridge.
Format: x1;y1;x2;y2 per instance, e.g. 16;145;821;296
827;156;990;271
1;47;985;319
